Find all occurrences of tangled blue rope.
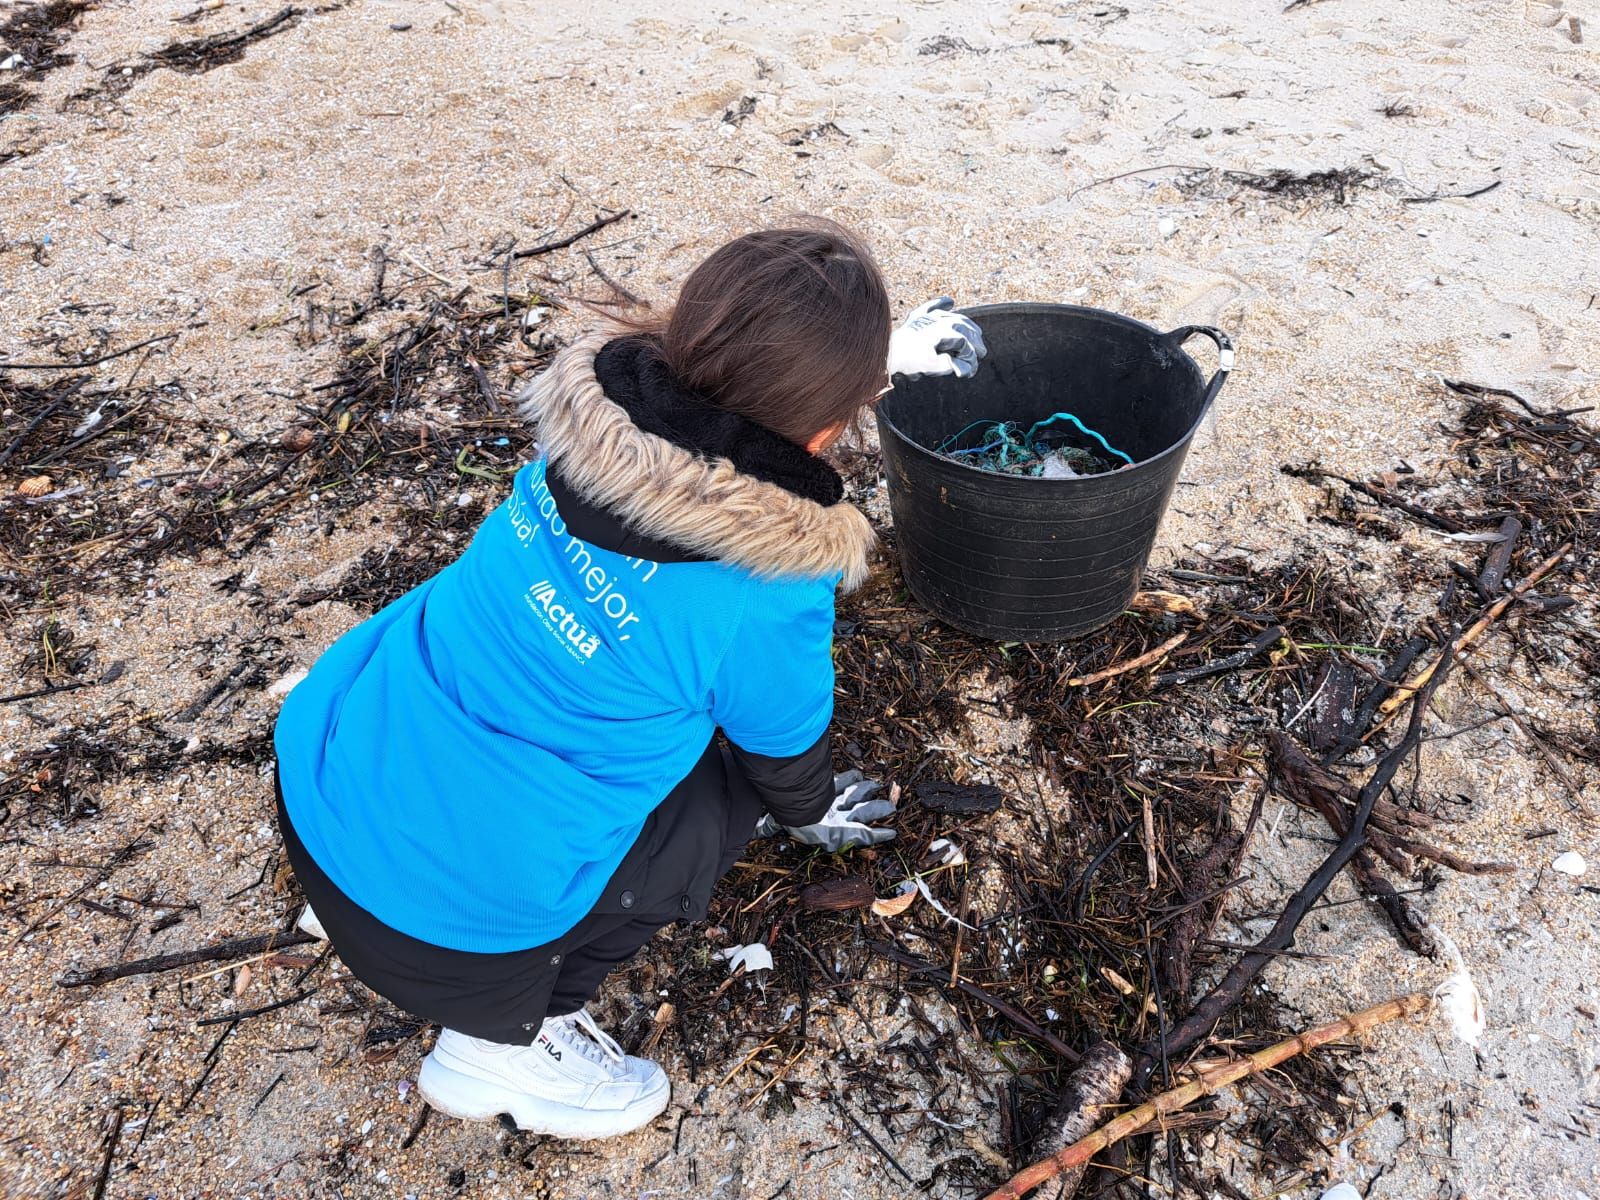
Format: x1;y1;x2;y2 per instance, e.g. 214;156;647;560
935;411;1132;473
1024;412;1134;466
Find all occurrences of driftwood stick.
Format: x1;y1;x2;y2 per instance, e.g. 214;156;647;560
1281;465;1466;533
982;993;1433;1200
1376;544;1571;719
511;210;632;259
1066;633;1187;688
1280;738;1511;876
1386;834;1515;877
1440;376;1593;422
1277;735;1436;832
1272;733;1419;877
158;5;299;61
1453;655;1587;812
1159;784;1263;1004
1477;516;1523;594
584;250;647;307
1350;850;1437;956
58;930;316;988
0;383;81;467
1321;634;1431;765
89;1104;125;1200
1152;626;1283;691
0;332;179;373
1035;1041;1133;1200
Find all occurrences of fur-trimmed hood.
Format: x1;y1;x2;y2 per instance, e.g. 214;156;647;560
517;336;875;590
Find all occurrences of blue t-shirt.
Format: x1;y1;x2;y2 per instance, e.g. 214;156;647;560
274;458;837;952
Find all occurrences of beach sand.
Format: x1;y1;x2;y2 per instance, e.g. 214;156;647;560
2;1;1597;1196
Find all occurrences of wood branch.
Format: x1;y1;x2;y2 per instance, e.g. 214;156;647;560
154;5;299;63
1272;732;1418;876
1386;834;1515;876
0;381;83;467
1477;516;1523;594
1128;590;1198;616
585;250;647;307
1273;732;1419;874
1160;785;1264;1003
1440;376;1593;422
1281;465;1466;533
194;988;316;1027
1066;633;1187;687
511;210;633;260
58;929;316;988
1454;655;1587;813
799;877;875;912
1034;1041;1132;1200
0;332;178;372
1376;544;1571;718
1274;733;1436;832
1350;850;1437;956
1152;625;1284;691
1322;635;1431;764
982;993;1433;1200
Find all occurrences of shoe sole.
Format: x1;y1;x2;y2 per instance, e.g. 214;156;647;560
417;1055;670;1140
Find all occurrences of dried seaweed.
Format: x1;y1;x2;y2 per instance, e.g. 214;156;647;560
64;3;351;108
0;0;97;115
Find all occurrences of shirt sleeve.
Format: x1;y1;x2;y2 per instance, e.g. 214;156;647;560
710;577;837;759
727;729;835;828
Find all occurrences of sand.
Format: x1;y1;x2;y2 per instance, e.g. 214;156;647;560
2;0;1598;1197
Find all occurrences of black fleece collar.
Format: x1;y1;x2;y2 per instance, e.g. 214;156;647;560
592;337;845;507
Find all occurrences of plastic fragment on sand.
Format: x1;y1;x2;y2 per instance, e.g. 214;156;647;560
715;943;773;975
267;667;309;699
926;837;966;867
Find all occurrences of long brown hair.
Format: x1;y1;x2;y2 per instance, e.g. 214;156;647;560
612;219;891;446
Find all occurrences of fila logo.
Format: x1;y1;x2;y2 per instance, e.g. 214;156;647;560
537;1032;562;1062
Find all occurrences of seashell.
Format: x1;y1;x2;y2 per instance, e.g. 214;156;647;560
16;475;52;497
1552;851;1587;877
280;427;315;452
870;879;918;918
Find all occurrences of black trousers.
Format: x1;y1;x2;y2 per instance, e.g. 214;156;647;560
274;737;763;1045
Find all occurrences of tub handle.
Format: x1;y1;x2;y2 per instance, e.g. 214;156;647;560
1164;325;1234;409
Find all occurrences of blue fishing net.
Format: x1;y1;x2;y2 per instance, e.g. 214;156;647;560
935;412;1133;478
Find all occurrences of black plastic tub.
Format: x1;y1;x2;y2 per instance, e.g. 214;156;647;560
876;303;1232;642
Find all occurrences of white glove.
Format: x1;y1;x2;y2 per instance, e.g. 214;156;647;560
887;297;987;380
755;771;898;852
